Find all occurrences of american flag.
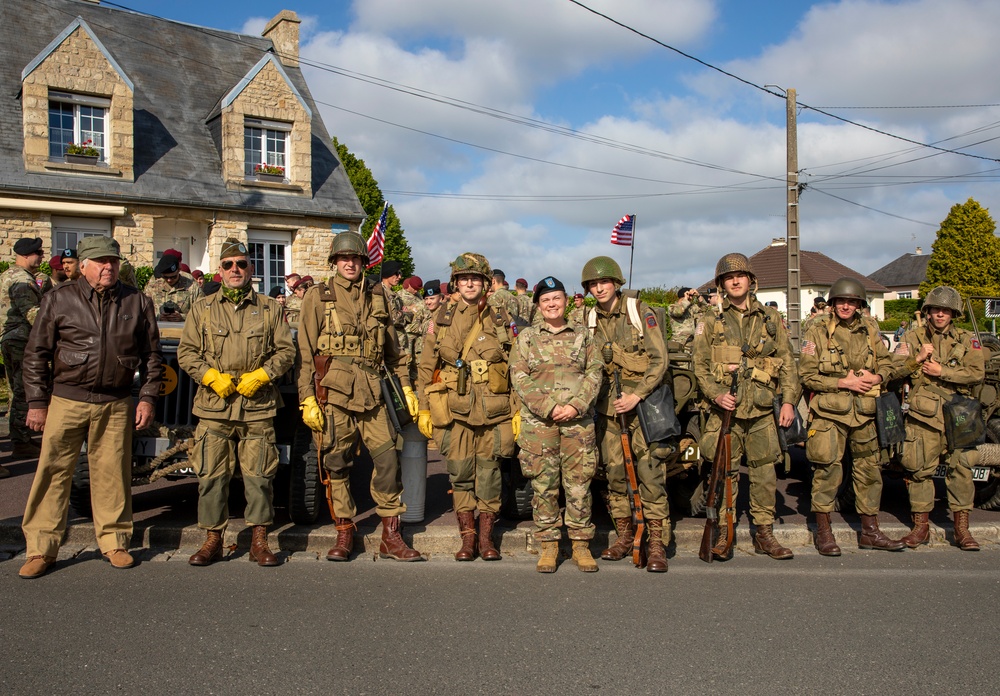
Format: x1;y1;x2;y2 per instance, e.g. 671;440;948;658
610;214;635;246
366;202;388;269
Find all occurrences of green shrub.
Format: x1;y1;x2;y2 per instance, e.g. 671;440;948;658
135;266;153;292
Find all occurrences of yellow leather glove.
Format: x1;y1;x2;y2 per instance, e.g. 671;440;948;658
236;368;270;398
417;410;434;440
202;368;236;398
300;395;325;433
403;386;419;420
511;410;521;442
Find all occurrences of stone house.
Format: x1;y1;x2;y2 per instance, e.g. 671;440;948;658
1;0;365;290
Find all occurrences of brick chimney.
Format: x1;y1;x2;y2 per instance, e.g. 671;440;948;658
263;10;301;68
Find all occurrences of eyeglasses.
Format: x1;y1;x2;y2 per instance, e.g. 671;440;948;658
221;259;249;271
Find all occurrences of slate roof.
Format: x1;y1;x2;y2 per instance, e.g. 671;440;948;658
0;0;364;221
867;253;930;289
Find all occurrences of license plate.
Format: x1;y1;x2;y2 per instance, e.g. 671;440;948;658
933;465;991;482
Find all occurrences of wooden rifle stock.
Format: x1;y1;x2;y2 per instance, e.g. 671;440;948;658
699;371;739;563
613;369;646;569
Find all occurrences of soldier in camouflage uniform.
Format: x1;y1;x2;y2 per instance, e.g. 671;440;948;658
510;277;602;573
417;253;518;561
581;256;671;573
693;253;801;560
668;287;707;344
144;254;200;321
567;293;585;325
488;269;521;322
514;278;533;322
896;286;985;551
800;277;905;555
1;237;47;459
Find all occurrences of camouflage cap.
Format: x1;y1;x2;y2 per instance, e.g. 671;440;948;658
220;238;248;259
450;252;492;282
77;236;123;261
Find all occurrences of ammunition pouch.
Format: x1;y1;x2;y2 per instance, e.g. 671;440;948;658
488;362;510;394
470;359;489;384
712;344;743;365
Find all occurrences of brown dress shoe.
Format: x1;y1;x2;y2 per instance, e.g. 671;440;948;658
19;555;55;579
478;512;501;561
900;512;930;549
953;510;980;551
753;524;794;559
326;518;355;561
858;514;904;551
249;526;279;567
379;516;424;561
813;512;842;556
10;441;41;460
601;517;634;561
189;530;224;566
646;519;668;573
454;511;476;561
103;549;136;569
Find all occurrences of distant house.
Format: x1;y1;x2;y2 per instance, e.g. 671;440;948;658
867;248;930;300
1;0;365;288
700;238;889;319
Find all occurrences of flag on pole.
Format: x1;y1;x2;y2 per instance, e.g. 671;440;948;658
366;202;388;268
610;214;635;246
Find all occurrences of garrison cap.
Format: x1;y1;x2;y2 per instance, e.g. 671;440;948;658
13;237;43;256
220;238;248;260
533;276;566;303
77;236;123;261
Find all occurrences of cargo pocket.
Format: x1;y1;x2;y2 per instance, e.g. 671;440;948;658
114;355;141;387
805;419;839;467
517;426;542;478
856;395;877;415
752;384;776;409
447;389;473;418
482;393;511;420
816;392;852;415
909;393;939;418
320;360;355;398
426;382;453;428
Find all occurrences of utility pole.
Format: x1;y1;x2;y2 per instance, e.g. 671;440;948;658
786;88;801;350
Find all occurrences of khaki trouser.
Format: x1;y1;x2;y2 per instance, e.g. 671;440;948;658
596;412;670;523
435;420;514;514
901;418;977;512
321;403;405;519
701;413;780;526
189;419;279;530
806;416;883;515
22;395;133;557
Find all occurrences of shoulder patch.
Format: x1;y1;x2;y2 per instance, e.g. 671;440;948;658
645;313;657;329
801;340;815;356
971;338;982;350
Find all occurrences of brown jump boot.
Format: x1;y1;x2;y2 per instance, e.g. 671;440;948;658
189;530;224;566
646;519;668;573
537;541;559;573
478;511;501;561
454;511;477;561
571;540;598;572
248;526;279;566
900;512;930;549
326;518;355;561
953;510;980;551
601;517;634;561
858;514;905;551
813;512;842;556
379;516;424;561
753;524;794;559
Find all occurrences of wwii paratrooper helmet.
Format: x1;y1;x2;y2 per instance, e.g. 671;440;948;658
449;252;492;283
327;231;369;266
581;256;626;289
922;285;964;319
827;277;869;308
714;252;756;287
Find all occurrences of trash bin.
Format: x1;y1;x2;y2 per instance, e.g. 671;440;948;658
399;422;428;523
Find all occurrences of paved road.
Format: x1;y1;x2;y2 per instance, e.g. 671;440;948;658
2;548;997;695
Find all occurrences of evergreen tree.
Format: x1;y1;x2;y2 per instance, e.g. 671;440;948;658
333;137;414;279
920;198;1000;299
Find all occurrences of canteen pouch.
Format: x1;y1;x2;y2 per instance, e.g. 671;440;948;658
773;397;806;451
636;382;682;444
425;381;453;428
488;362;510;394
875;392;906;448
943;393;985;450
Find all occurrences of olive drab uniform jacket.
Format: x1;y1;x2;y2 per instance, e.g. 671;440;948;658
585;294;667;416
897;323;985;430
799;313;899;427
178;290;295;422
297;274;411;412
693;297;800;418
417;298;517;427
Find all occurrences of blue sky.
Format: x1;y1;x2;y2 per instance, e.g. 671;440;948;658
115;0;1000;292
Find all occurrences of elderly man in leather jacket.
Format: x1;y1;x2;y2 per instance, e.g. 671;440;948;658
19;236;162;579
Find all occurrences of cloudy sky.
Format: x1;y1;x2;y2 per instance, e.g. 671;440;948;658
121;0;1000;292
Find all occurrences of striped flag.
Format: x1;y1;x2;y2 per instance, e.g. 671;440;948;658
610;214;635;246
366;202;388;268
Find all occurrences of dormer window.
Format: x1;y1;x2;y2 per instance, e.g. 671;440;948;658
244;118;290;179
48;91;110;162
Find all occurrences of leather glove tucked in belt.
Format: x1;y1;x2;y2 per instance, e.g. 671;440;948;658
403;386;419;420
417;410;434;440
511;410;521;441
236;368;270;397
202;368;236;399
300;395;325;433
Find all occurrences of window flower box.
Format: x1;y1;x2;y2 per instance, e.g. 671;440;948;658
254;163;285;182
65;153;100;165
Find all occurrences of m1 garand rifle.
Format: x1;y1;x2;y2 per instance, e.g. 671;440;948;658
699;370;739;563
605;343;646;568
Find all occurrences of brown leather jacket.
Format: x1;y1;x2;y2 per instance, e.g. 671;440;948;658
23;278;163;409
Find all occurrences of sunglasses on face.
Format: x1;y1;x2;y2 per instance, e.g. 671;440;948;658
221;259;249;271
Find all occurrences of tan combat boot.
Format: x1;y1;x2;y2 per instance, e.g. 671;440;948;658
571;540;598;572
536;541;559;573
601;517;634;561
900;512;930;549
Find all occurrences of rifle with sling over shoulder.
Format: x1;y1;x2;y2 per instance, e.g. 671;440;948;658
606;342;646;569
699;370;739;563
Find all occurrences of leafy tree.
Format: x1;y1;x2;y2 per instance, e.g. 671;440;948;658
920;198;1000;298
333;137;414;279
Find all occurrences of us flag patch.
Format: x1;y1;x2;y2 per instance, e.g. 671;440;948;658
801;340;816;356
895;342;909;356
972;338;982;350
427;320;435;335
646;314;657;328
